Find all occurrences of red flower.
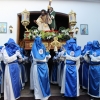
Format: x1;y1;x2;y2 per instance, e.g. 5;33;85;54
45;30;58;33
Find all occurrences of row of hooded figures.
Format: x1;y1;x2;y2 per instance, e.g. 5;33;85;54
0;36;100;100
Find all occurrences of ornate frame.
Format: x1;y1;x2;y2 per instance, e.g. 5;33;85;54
0;22;7;33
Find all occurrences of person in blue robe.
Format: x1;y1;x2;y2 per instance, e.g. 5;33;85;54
78;45;85;87
51;51;58;84
2;38;22;100
0;46;3;98
0;59;5;94
30;36;51;100
61;38;81;98
88;40;100;98
61;40;70;95
57;45;66;87
30;52;34;91
78;58;84;88
21;48;28;83
81;42;92;90
18;47;28;89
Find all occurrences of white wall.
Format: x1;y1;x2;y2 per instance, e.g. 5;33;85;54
0;0;100;49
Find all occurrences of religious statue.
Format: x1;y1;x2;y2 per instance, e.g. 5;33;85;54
48;7;56;31
34;9;52;31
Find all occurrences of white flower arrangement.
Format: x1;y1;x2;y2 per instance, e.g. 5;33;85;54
25;26;70;41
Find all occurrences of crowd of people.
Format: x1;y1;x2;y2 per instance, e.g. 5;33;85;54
0;36;100;100
50;39;100;100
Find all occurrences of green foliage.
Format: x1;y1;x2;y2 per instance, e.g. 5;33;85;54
58;26;66;32
27;26;70;41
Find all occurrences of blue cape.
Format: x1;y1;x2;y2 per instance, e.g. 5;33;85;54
82;41;92;55
62;40;70;51
90;40;100;56
92;40;100;50
5;38;20;56
67;38;81;57
31;36;46;60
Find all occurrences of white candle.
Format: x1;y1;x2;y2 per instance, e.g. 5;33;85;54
54;46;58;52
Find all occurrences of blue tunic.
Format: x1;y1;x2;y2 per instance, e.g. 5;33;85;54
64;38;81;97
81;41;92;89
89;62;100;97
4;38;21;99
88;40;100;98
65;60;77;97
9;61;21;98
37;62;50;97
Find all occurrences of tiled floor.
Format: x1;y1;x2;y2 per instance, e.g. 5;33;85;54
21;83;87;97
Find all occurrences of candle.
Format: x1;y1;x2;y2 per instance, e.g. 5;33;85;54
54;46;58;52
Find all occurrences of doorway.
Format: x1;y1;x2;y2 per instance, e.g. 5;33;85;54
17;11;69;97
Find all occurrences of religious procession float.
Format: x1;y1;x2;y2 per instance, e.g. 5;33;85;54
20;0;79;51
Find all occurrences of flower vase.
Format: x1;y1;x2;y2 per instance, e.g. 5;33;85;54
24;31;30;40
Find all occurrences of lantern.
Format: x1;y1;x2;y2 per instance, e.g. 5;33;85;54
21;9;30;32
68;10;77;37
69;10;77;27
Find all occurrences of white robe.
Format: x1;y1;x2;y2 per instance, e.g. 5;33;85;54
30;62;34;90
30;51;51;100
2;49;22;100
61;54;80;96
